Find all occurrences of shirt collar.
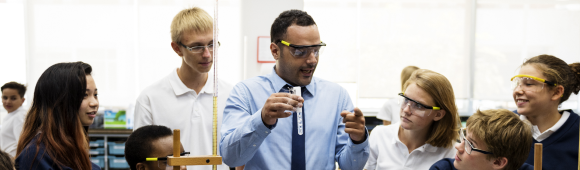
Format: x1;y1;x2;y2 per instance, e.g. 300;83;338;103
391;123;439;153
520;111;570;134
266;66;316;96
169;69;215;96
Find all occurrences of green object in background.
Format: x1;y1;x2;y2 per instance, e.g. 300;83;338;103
115;110;126;121
104;110;127;129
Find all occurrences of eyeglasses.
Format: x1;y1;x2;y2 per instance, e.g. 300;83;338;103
459;129;493;155
278;40;326;58
511;74;557;92
179;42;220;53
145;152;190;170
397;93;440;117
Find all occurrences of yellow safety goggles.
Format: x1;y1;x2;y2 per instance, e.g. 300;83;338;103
398;93;440;117
278;40;326;58
145;152;189;170
510;75;557;92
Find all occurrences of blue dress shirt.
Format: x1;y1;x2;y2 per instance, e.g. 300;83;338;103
220;68;369;170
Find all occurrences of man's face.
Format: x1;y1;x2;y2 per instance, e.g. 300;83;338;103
2;88;24;113
273;24;320;86
173;30;214;75
143;136;186;170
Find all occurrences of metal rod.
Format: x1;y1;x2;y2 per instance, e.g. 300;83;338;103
212;1;219;170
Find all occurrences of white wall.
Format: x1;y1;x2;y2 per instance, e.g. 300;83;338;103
240;0;304;80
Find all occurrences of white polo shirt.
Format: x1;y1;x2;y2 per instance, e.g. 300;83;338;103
1;106;27;157
364;123;456;170
134;69;232;170
376;99;400;124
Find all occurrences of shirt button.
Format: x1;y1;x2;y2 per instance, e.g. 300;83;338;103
253;145;256;147
354;160;356;161
265;131;268;134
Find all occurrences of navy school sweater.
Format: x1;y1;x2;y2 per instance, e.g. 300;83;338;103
15;134;101;170
429;158;534;170
515;109;579;170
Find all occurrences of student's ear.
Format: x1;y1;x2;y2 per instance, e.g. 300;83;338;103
171;42;184;57
271;42;280;60
136;162;147;170
433;109;446;121
21;98;25;103
551;85;565;101
491;157;508;170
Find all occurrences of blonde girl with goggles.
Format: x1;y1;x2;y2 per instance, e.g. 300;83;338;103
364;69;460;170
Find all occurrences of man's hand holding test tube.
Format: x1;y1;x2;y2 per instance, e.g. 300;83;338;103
261;88;304;126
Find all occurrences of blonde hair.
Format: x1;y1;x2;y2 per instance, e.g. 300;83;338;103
400;66;420;91
170;7;213;43
467;109;532;170
403;69;460;148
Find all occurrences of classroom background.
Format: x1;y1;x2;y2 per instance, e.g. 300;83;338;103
1;0;579;127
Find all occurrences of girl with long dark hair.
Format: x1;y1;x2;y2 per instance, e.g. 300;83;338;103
15;62;100;170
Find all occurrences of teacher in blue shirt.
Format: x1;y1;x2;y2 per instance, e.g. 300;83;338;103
220;9;369;170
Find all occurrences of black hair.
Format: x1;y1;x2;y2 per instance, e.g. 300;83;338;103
125;125;173;170
1;81;27;98
16;61;93;170
0;150;14;170
270;9;317;43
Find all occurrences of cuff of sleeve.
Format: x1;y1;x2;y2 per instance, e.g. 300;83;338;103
347;127;369;150
251;108;275;138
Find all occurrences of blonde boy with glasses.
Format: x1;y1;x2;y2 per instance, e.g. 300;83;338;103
430;109;534;170
133;7;232;170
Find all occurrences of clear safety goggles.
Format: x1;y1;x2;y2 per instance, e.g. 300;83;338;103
459;128;493;155
278;40;326;58
145;152;190;170
397;93;440;117
511;74;557;92
179;41;220;53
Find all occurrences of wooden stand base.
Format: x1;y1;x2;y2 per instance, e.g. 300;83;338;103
168;155;223;166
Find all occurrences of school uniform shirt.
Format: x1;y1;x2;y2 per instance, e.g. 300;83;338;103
517;110;579;170
1;106;27;157
429;158;534;170
519;111;569;142
134;69;232;170
376;99;400;124
365;123;457;170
